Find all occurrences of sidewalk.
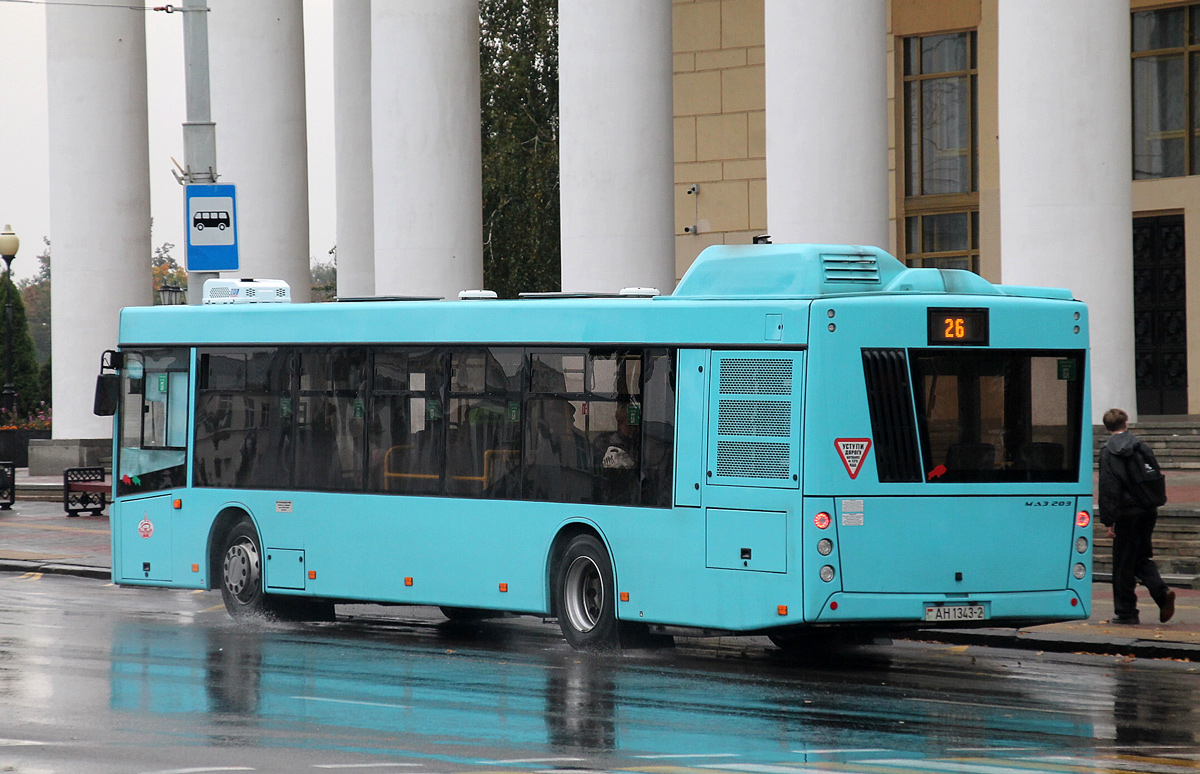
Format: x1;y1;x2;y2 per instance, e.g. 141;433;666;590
3;469;1200;659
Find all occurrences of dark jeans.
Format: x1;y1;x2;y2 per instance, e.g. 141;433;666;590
1112;511;1170;619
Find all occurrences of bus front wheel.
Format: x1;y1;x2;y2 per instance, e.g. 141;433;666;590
553;534;618;651
220;521;272;618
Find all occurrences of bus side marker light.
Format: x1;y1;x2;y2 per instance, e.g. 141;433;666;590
620;592;629;602
777;605;787;616
830;601;838;610
814;512;831;529
1076;511;1091;528
404;577;413;586
173;499;182;509
499;583;508;592
191;564;199;572
308;571;316;580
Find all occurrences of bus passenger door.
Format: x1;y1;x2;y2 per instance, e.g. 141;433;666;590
674;349;709;507
117;493;175;582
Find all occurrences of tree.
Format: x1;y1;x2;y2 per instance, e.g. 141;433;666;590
311;249;337;303
152;241;188;299
0;266;46;421
480;0;560;298
18;237;51;366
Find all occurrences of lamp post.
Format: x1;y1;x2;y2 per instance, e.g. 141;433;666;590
157;283;185;306
0;226;18;417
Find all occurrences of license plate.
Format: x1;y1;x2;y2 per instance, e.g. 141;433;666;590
924;604;986;622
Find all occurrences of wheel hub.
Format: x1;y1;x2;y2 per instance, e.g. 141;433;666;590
223;538;261;602
563;555;604;633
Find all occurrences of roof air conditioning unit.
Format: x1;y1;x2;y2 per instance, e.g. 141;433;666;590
203;278;292;305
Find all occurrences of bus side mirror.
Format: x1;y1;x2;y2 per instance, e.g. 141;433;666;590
94;373;120;416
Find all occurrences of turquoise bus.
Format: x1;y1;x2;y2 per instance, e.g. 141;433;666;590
97;243;1093;650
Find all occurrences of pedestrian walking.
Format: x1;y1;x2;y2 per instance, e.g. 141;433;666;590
1097;407;1176;626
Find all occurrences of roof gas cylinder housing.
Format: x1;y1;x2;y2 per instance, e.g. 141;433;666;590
202;278;292;305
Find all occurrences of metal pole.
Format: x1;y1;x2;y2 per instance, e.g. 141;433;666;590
2;256;14;416
182;0;218;305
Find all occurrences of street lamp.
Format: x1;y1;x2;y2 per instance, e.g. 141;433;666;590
157;284;185;306
0;226;18;417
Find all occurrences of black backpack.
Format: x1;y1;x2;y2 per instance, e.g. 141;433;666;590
1124;444;1168;509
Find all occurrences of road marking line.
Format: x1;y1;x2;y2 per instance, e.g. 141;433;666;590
0;522;107;534
17;572;42;581
871;760;1067;774
312;765;422;769
637;755;742;760
291;695;411;710
698;765;827;774
479;758;584;765
138;768;256;774
791;750;894;756
1028;756;1200;774
0;738;46;746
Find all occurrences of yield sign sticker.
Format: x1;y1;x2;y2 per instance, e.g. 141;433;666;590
835;438;872;479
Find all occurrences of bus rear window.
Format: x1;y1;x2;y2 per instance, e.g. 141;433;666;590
911;350;1085;483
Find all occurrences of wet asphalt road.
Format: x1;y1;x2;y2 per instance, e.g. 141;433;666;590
1;573;1199;773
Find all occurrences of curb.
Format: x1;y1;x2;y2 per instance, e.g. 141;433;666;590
910;627;1200;661
0;560;110;581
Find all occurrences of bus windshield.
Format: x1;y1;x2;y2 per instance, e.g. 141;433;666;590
911;349;1085;483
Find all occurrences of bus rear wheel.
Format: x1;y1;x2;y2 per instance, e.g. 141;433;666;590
221;521;270;618
553;534;618;651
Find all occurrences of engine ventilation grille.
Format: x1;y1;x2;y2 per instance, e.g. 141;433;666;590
716;441;791;479
861;348;922;482
823;253;881;284
719;358;792;395
710;354;799;488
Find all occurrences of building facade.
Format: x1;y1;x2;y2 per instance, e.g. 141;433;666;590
676;0;1195;421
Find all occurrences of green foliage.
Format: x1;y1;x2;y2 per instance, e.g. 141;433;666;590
0;268;47;421
311;251;337;303
480;0;560;298
152;241;188;300
18;237;51;366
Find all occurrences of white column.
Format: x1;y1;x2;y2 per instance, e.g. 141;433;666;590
208;0;311;301
559;1;675;293
764;0;888;249
334;0;374;299
371;0;483;299
46;0;152;440
997;1;1134;423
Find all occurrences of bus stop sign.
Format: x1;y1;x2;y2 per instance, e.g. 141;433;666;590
185;183;239;272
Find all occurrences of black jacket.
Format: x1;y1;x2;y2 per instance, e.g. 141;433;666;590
1098;430;1160;526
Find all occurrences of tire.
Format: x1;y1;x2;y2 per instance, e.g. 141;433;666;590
195;223;204;231
220;520;274;619
217;223;226;230
553;534;619;651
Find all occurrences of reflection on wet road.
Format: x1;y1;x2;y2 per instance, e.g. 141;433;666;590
0;574;1198;773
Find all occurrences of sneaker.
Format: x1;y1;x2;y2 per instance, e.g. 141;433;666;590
1160;590;1177;623
1110;615;1140;625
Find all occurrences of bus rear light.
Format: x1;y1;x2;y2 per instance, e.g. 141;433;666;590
1076;537;1088;553
1072;563;1086;580
817;538;833;556
819;565;836;582
830;601;838;611
777;605;788;616
1071;598;1078;607
814;512;831;529
1076;511;1091;528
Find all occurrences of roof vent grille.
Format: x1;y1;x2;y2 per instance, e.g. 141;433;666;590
822;253;881;284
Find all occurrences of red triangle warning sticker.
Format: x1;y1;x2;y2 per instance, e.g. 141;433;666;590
835;438;872;479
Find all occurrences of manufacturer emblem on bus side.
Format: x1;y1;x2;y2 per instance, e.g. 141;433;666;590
137;515;154;539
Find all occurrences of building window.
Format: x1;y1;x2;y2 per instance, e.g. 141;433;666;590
901;31;979;272
1131;5;1200;179
904;211;979;271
